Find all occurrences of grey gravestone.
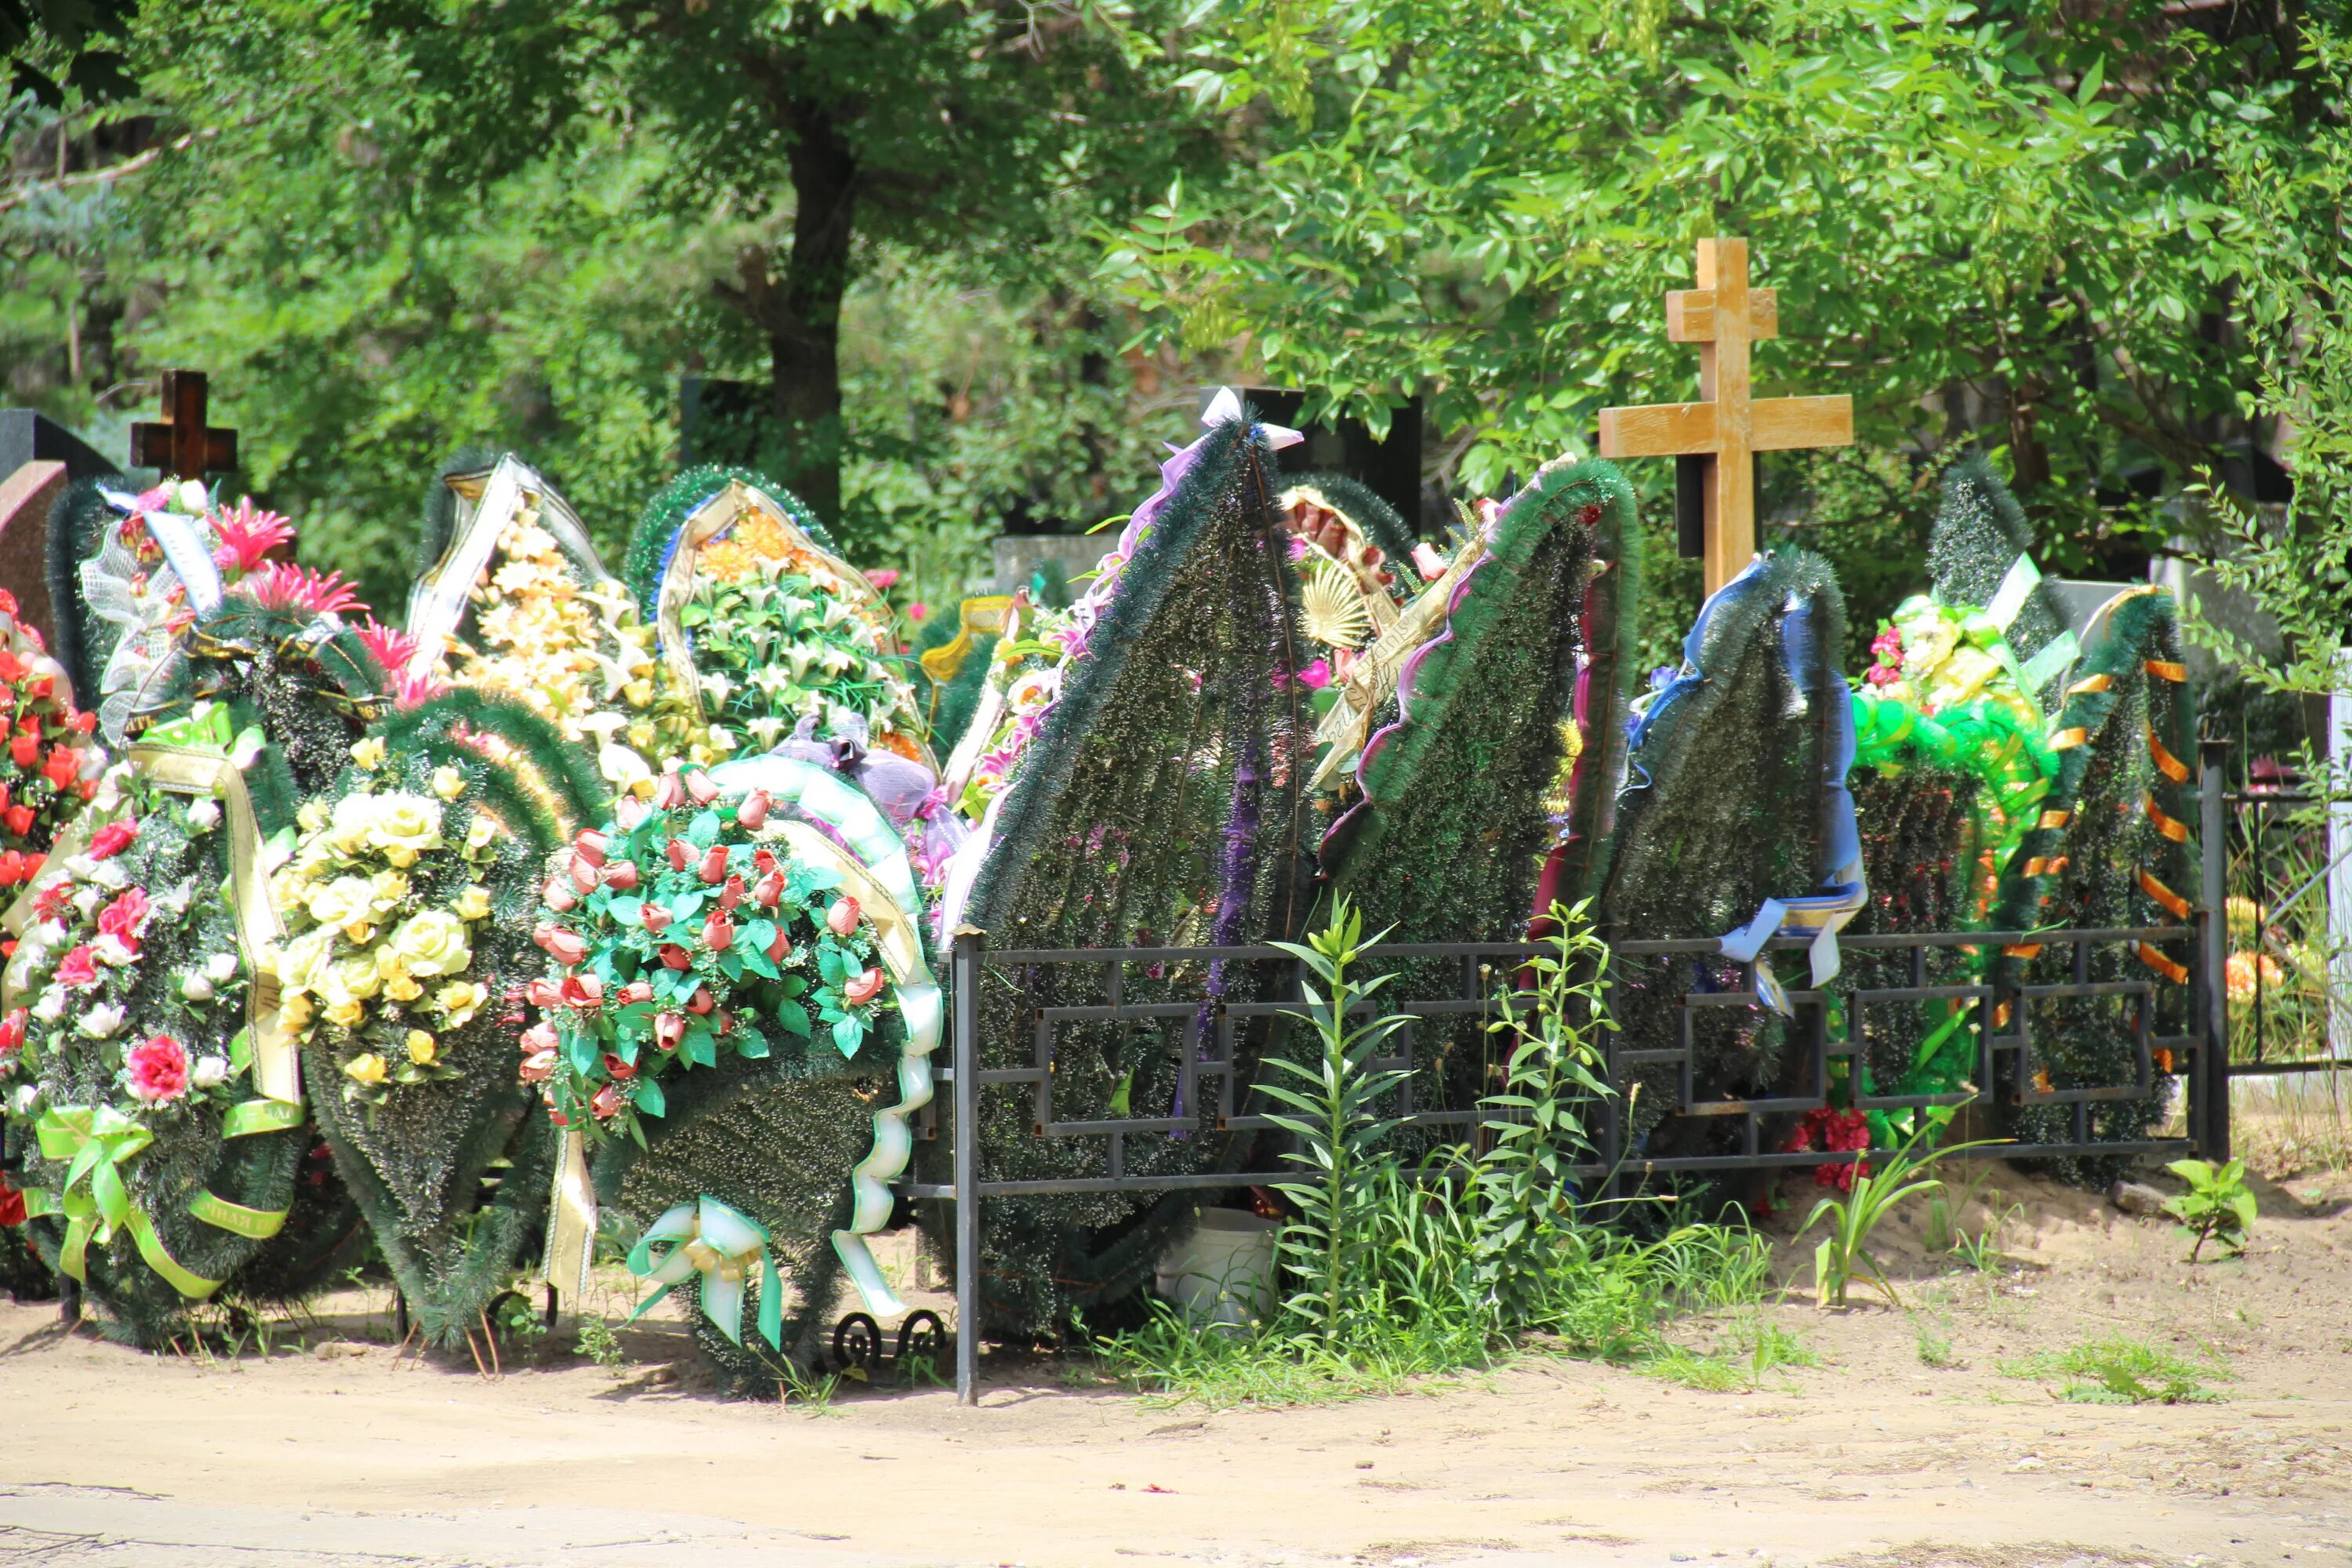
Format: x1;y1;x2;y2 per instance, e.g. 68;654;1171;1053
992;532;1113;597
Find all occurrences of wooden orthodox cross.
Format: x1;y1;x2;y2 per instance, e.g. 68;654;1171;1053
1598;238;1853;597
129;370;238;479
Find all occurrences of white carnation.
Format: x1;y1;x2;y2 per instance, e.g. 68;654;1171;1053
31;986;66;1023
94;935;137;967
79;1002;126;1039
190;1056;230;1090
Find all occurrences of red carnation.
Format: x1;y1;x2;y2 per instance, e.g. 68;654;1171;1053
125;1033;191;1104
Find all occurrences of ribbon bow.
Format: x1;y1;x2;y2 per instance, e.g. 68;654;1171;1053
625;1196;786;1352
36;1105;154;1273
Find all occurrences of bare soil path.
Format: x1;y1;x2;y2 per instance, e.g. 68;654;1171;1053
2;1163;2347;1568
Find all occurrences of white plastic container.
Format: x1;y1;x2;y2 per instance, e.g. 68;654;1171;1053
1154;1207;1279;1328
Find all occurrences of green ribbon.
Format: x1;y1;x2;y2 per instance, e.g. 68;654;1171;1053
625;1196;785;1352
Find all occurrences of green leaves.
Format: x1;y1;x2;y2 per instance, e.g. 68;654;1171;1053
2161;1156;2256;1262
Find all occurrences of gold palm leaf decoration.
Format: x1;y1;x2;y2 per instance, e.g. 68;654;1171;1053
1298;558;1374;651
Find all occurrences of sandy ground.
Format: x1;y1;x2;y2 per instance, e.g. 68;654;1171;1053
2;1160;2349;1568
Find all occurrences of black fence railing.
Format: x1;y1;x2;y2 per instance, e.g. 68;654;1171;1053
2223;784;2352;1076
911;741;2239;1403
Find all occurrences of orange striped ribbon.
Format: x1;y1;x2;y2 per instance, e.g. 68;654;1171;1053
2144;659;2187;683
2066;673;2113;696
2023;855;2070;877
2004;942;2043;960
2144;796;2189;843
2049;727;2088;750
2137;869;2190;920
2147;727;2190;783
2137;942;2189;984
2038;808;2072;829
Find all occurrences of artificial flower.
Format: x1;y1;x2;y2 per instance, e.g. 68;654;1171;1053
349;735;388;771
434;979;487;1028
406;1029;437;1066
451;884;493;921
430;765;465;801
53;944;100;989
205;952;239;984
86;819;140;859
325;999;367;1029
181;971;217;1002
78;1001;126;1038
343;1052;388;1086
125;1033;191;1103
306;876;375;929
389;909;472;978
185;797;223;832
190;1055;230;1091
365;794;445;867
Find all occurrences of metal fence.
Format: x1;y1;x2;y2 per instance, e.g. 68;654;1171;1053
905;742;2243;1402
2224;782;2352;1076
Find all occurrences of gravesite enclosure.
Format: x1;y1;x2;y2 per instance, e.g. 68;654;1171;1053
2;2;2351;1566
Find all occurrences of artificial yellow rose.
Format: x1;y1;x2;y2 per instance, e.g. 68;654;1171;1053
298;798;332;833
280;992;315;1033
323;953;384;1004
405;1029;437;1066
365;794;445;868
276;930;337;997
350;735;387;771
450;885;493;923
305;875;375;930
466;818;496;851
325;998;367;1029
328;793;380;854
384;971;424;1004
431;766;465;802
369;869;412;911
389;909;471;978
340;920;377;946
343;1051;387;1085
434;979;487;1028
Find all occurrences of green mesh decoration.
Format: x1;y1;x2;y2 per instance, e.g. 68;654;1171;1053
1987;587;2198;1183
920;413;1310;1339
1316;459;1634;1110
1598;548;1848;1148
285;694;588;1350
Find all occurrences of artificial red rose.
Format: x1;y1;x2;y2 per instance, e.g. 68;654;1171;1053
753;870;786;909
0;1007;27;1058
519;1021;559;1056
571;830;608;869
684;985;714;1016
533;924;588;965
125;1033;191;1103
590;1083;623;1120
736;790;771;831
2;806;31;839
683;770;720;807
698;844;729;884
0;851;24;886
602;860;639;891
54;944;100;989
32;880;74;922
0;589;16;616
619;980;652;1006
96;887;152;943
0;650;23;684
526;978;564;1010
702;912;735;952
602;1052;637;1080
559;973;604;1011
568;855;601;893
658;944;691;971
87;819;140;859
767;926;792;964
543;878;579;913
42;746;78;791
718;873;745;911
843;967;887;1006
665;837;690;872
752;848;778;877
7;733;34;770
0;1176;24;1229
826;896;862;937
71;710;94;735
640;903;672;935
652;770;688;810
652;1011;687;1052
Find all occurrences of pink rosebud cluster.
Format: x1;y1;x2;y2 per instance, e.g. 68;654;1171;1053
1864;622;1905;688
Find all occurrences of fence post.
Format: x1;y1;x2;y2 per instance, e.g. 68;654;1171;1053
2198;738;2232;1161
952;925;983;1406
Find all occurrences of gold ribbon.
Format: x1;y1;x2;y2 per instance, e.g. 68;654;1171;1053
1308;532;1483;793
919;595;1014;684
2148;727;2190;783
2137;942;2190;985
2144;659;2187;684
2064;673;2112;697
2049;727;2088;751
2037;808;2072;829
403;456;603;683
2021;855;2068;877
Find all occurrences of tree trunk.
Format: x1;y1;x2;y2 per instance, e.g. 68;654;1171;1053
717;96;858;528
2006;375;2051;495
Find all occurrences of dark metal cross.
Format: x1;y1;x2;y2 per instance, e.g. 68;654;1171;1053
129;370;239;479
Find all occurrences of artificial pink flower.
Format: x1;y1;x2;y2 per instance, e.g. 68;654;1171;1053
1297;659;1333;691
533;924;588;965
719;873;746;912
572;830;608;869
543;878;579;913
560;973;604;1011
590;1083;623;1120
767;925;792;964
754;870;786;909
526;979;564;1010
614;797;651;831
641;903;673;935
653;1011;687;1052
866;568;901;590
652;771;688;811
54;945;100;989
519;1021;559;1056
602;1052;637;1081
233;561;365;618
619;980;652;1006
684;770;720;807
603;860;640;891
736;790;770;831
658;944;691;971
843;967;886;1006
520;1051;558;1084
0;1007;24;1061
209;498;296;574
684;985;714;1016
699;844;730;884
87;819;140;860
826;896;861;937
354;618;423;678
666;837;691;872
702;912;735;952
1412;542;1448;581
568;855;601;893
96;887;151;943
906;602;929;622
125;1033;191;1104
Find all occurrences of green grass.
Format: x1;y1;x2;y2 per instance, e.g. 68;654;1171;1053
1638;1312;1819;1392
1912;1313;1959;1367
2000;1333;2230;1404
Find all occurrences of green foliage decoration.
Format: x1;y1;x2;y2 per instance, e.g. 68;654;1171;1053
923;414;1312;1339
